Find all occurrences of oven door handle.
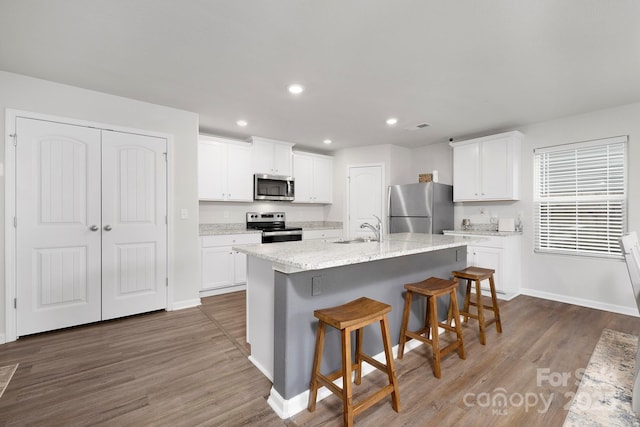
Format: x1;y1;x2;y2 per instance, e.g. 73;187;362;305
263;230;303;237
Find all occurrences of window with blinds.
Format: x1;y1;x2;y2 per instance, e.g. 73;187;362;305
533;136;627;258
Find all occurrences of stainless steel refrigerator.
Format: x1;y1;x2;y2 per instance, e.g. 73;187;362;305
388;182;454;234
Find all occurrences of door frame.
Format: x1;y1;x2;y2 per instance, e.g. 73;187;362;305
345;163;385;240
4;109;174;342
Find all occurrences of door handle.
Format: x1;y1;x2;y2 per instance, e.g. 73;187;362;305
104;225;113;231
89;225;99;231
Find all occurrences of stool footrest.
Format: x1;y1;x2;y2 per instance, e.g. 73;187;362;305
353;384;395;416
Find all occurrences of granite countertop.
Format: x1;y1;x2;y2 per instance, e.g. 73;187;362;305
234;233;487;273
443;229;523;237
199;221;343;236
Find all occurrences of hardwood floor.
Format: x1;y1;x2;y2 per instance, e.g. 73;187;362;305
0;292;638;426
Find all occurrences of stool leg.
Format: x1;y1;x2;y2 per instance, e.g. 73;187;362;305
308;321;326;411
341;328;354;427
475;279;487;345
450;290;466;360
463;280;472;323
489;274;503;333
355;327;363;385
429;295;441;378
425;294;432;339
398;290;413;359
380;315;401;412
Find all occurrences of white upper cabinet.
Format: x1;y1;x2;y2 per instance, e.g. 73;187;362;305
198;135;253;202
251;136;294;176
292;151;333;204
450;131;522;202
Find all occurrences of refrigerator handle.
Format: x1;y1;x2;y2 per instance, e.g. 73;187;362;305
386;185;391;232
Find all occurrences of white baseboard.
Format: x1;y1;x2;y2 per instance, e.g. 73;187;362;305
0;333;5;344
267;338;425;419
520;288;639;317
199;284;246;298
248;356;273;382
170;298;201;311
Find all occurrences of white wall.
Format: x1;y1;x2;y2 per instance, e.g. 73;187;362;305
410;141;453;185
199;201;326;224
0;71;201;340
410;102;640;315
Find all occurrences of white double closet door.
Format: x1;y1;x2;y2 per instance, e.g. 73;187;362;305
15;117;167;336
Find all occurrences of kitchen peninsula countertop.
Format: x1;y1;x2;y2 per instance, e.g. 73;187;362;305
235;233;485;273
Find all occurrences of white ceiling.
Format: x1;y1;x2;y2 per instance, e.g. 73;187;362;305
2;1;640;152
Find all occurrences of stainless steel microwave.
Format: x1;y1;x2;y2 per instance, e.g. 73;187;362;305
254;174;295;201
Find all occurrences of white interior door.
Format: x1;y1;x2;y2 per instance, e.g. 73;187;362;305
101;130;167;320
16;118;102;336
347;165;384;239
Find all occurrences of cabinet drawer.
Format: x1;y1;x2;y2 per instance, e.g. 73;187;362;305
201;233;261;247
303;228;342;240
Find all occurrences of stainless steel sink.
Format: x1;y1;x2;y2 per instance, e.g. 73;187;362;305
333;238;373;244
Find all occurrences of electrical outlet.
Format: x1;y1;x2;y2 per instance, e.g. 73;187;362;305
180;208;188;219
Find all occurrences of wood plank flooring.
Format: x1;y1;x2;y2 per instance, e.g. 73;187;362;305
0;291;638;426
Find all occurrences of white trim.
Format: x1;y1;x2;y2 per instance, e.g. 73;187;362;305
519;288;639;317
248;356;274;382
199;284;246;298
0;333;6;345
170;298;201;311
4;109;174;341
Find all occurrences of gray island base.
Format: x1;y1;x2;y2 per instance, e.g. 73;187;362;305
235;233;485;418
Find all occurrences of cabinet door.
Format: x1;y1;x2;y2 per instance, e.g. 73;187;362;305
252;140;274;174
470;246;504;293
201;246;235;290
198;141;227;200
234;251;248;284
452;143;480;201
273;143;292;176
226;143;253;201
312;156;333;203
292;154;313;203
481;136;513;200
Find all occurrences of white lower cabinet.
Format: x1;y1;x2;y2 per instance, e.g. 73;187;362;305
302;228;343;241
444;232;521;299
201;233;260;294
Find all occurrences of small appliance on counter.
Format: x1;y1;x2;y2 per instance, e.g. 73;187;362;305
246;212;302;243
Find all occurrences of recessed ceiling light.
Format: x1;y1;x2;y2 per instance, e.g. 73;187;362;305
288;84;304;94
323;139;332;145
386;117;398;125
236;119;248;127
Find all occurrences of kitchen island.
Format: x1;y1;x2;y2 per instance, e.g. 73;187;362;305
234;233;485;418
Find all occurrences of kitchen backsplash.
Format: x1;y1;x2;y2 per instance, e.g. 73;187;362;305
199;201;329;224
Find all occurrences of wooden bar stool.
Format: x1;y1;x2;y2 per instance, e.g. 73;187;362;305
308;297;400;426
451;266;502;345
397;277;465;378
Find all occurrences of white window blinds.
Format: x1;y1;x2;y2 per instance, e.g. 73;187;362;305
533;136;627;258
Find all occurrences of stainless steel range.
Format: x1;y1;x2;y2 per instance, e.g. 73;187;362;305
246;212;303;243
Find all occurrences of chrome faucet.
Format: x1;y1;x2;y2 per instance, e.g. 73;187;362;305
361;214;384;242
